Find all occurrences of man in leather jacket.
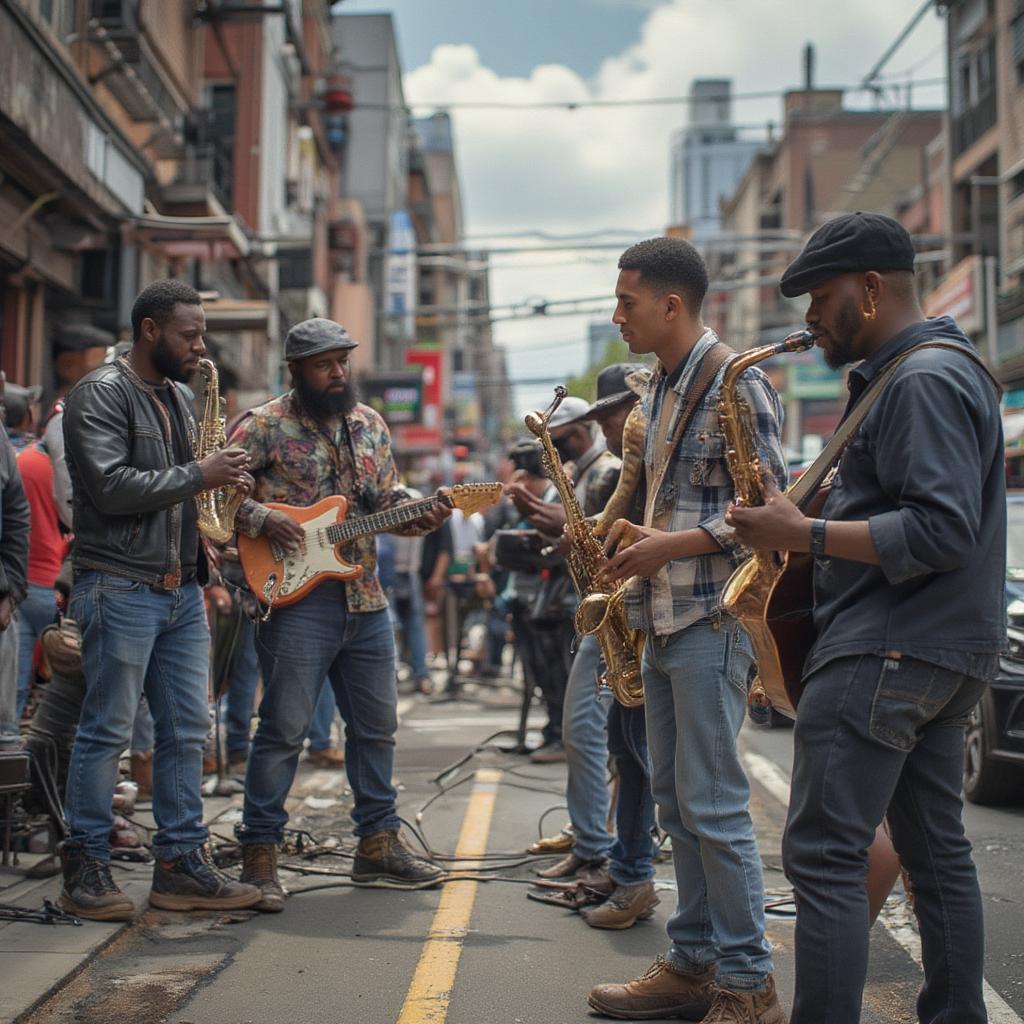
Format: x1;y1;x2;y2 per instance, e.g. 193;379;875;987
59;280;261;922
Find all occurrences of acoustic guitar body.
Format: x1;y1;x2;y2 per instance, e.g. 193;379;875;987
237;496;362;607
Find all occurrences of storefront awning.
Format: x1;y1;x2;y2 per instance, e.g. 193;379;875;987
126;212;251;260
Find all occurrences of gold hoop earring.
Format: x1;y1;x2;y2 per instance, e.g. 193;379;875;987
863;294;878;322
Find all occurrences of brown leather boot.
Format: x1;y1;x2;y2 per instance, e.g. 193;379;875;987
580;880;659;930
588;957;716;1020
702;975;786;1024
240;843;286;913
535;851;606;879
351;830;445;888
130;751;153;800
527;827;574;855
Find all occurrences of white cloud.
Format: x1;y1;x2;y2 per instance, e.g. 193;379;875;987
402;0;947;409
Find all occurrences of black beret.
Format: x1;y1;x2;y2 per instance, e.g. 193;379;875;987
780;212;916;298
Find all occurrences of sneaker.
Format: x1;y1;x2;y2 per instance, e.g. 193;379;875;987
305;747;345;769
149;845;262;912
240;843;286;913
702;976;786;1024
59;846;135;922
581;880;659;930
351;830;445;888
588;957;716;1021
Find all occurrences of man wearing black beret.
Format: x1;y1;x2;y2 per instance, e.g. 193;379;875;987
728;212;1004;1023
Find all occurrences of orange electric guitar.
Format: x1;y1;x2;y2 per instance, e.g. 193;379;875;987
237;483;502;607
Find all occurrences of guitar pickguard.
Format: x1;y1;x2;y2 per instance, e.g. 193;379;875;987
271;506;359;600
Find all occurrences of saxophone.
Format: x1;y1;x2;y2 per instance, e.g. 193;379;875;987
525;387;645;707
719;329;813;708
194;357;245;544
594;401;646;538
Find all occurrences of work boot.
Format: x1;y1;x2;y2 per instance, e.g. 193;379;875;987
305;747;345;769
527;826;574;855
580;880;659;930
351;830;445;888
130;751;153;800
240;843;286;913
59;845;135;922
702;976;786;1024
149;845;262;912
588;957;716;1020
535;851;606;880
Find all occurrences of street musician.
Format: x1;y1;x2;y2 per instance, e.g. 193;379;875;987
229;317;449;910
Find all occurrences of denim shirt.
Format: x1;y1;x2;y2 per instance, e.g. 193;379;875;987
807;316;1006;680
625;329;787;636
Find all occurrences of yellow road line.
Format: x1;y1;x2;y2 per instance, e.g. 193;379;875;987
396;768;502;1024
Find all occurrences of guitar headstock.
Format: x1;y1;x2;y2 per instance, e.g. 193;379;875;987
446;482;503;515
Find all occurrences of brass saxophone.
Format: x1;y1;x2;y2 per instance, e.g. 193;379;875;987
594;401;646;538
525;387;645;706
194;357;244;544
719;329;813;710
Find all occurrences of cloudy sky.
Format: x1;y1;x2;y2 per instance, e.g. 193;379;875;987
335;0;947;414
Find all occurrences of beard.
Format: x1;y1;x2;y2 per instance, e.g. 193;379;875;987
152;332;193;382
295;377;359;420
821;297;863;370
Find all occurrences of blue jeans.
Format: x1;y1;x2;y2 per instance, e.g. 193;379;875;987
0;626;19;745
64;572;210;861
391;573;429;681
784;654;989;1024
608;700;657;885
561;634;612;861
307;679;338;752
643;615;773;991
15;582;57;718
224;614;259;761
239;582;400;843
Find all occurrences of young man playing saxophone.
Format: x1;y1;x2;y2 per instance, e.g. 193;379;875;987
593;237;787;1023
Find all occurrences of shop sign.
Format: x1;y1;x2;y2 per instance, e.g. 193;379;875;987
923;255;983;335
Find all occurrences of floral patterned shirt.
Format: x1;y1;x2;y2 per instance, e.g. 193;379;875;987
231;392;421;613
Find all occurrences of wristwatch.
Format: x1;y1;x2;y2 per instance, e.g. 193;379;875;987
809;518;827;557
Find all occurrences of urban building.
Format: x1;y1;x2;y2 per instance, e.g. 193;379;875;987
669;80;764;241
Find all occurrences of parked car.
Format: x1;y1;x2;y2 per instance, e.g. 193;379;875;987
964;493;1024;805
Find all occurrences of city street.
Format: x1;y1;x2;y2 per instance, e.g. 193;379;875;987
9;687;1023;1024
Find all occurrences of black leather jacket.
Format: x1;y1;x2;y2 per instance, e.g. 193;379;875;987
63;357;205;589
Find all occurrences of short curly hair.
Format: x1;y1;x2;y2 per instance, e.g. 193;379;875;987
618;237;708;314
131;280;202;340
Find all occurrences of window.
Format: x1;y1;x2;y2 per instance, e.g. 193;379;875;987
37;0;76;40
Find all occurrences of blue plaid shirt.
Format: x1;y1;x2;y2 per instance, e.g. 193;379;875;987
625;329;786;636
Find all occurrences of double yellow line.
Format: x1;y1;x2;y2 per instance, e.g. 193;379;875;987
397;769;502;1024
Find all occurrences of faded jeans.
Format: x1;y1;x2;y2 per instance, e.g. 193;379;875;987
15;582;57;718
238;582;401;844
785;654;989;1024
64;572;210;861
0;625;20;746
562;634;612;861
608;700;657;885
642;614;773;991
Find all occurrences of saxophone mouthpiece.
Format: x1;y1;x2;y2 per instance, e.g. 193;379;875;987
783;329;814;352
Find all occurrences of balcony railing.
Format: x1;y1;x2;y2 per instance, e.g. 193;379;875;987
953;89;997;155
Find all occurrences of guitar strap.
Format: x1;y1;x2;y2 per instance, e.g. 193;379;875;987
787;340;1002;511
644;341;736;527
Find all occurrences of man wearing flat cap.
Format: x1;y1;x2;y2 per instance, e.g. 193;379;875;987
728;212;1004;1023
230;317;450;908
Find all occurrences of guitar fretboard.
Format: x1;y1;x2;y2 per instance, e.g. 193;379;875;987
327;493;454;544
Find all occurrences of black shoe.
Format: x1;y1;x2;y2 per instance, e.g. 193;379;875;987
351;830;445;888
59;845;135;921
150;845;262;912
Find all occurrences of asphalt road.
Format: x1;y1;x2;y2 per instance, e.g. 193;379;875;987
25;692;1024;1024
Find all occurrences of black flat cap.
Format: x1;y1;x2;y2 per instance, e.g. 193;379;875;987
53;323;115;353
780;212;916;298
284;318;358;361
578;363;651;421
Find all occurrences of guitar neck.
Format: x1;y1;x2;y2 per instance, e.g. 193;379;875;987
327;493;453;544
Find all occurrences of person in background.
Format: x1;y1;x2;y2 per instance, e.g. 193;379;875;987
43;324;115;532
305;680;345;768
0;404;31;748
421;517;453;666
6;384;63;723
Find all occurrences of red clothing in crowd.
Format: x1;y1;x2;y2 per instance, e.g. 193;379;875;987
17;442;67;588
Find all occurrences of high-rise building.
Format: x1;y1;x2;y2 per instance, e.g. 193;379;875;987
669;80;764;240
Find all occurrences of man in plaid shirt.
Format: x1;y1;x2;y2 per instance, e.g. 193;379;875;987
590;238;787;1024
